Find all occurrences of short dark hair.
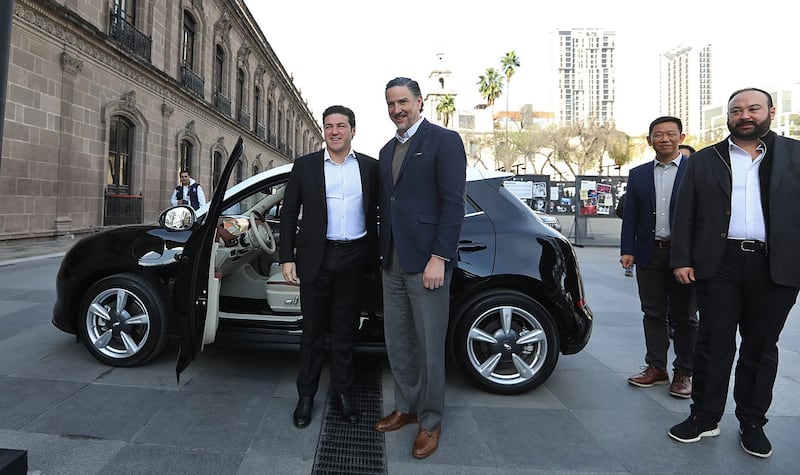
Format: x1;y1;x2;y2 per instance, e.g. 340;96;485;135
385;77;424;113
648;116;683;135
179;169;190;176
678;144;695;153
322;105;356;128
728;87;773;109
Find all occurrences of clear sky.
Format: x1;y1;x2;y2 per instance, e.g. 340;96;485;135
244;0;799;156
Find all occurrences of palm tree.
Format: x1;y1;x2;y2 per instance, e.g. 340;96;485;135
477;68;503;128
500;51;521;133
435;94;456;128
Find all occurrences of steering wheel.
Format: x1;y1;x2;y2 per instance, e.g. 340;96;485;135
248;210;276;254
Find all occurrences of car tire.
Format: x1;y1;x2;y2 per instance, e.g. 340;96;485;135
451;290;559;395
77;273;169;367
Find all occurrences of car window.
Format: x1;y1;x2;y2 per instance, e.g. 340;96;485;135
222;183;286;217
464;196;481;215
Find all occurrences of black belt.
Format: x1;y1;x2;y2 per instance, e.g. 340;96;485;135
325;236;366;248
654;240;670;249
728;239;768;255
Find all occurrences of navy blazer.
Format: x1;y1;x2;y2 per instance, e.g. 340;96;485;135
671;132;800;287
278;150;379;284
620;156;688;269
378;119;467;273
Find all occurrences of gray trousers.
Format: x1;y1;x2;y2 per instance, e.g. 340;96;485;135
382;246;452;431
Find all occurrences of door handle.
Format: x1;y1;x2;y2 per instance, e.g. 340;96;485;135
458;241;487;252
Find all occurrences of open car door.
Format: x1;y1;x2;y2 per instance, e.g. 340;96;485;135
175;137;244;382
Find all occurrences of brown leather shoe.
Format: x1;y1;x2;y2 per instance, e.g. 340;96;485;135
627;366;669;387
374;410;418;432
412;427;441;459
669;371;692;398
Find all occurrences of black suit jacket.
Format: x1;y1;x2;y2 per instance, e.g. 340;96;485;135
378;119;467;273
671;131;800;287
620;157;688;269
278;150;379;284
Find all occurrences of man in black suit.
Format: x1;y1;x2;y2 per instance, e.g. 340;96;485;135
279;105;379;428
620;116;698;399
668;88;800;458
373;77;466;460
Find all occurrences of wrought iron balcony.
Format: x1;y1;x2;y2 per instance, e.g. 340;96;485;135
109;10;152;63
104;193;143;226
180;65;204;98
256;124;265;140
237;110;250;128
213;91;232;117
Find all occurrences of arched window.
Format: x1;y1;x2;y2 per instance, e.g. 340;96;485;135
267;98;273;143
252;163;261;176
253;86;261;134
236;160;244;183
285;117;291;151
236;68;245;121
182;11;196;70
108;116;134;194
179;140;193;175
213;151;223;189
114;0;136;24
214;45;225;93
277;110;283;145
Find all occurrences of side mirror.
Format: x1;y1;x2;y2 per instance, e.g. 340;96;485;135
159;206;196;231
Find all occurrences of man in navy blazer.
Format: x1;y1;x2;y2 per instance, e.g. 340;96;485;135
373;77;466;460
279;105;379;429
620;116;698;399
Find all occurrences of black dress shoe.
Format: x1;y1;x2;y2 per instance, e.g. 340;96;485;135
332;393;359;424
293;396;313;428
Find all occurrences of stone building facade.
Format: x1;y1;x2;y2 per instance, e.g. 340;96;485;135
1;0;322;242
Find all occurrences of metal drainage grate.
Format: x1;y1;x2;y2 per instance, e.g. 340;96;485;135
312;357;386;475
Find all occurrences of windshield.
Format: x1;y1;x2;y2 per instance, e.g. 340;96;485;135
193;164;292;219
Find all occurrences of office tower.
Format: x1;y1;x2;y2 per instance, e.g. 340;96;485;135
555;28;616;125
660;44;713;136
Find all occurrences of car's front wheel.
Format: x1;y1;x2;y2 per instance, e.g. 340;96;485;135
78;273;169;366
451;290;559;394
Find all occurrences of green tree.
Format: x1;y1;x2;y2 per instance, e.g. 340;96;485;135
435;93;456;128
477;67;503;127
500;51;521;133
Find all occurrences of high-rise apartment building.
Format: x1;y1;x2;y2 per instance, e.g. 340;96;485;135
555;28;616;125
660;44;713;136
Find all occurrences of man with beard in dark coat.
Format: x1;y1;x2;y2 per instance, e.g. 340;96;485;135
668;88;800;459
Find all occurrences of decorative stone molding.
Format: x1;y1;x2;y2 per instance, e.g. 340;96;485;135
60;51;83;74
214;11;231;40
254;64;266;84
237;41;251;64
162;103;174;118
121;90;137;112
187;120;196;134
191;0;204;12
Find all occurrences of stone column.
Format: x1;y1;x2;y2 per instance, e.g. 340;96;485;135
160;102;174;214
54;51;84;235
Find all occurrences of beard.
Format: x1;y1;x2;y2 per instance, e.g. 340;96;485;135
728;116;771;140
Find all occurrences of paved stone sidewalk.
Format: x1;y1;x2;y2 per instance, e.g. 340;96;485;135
0;237;78;267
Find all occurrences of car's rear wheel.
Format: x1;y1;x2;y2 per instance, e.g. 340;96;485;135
452;290;559;394
77;273;169;366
